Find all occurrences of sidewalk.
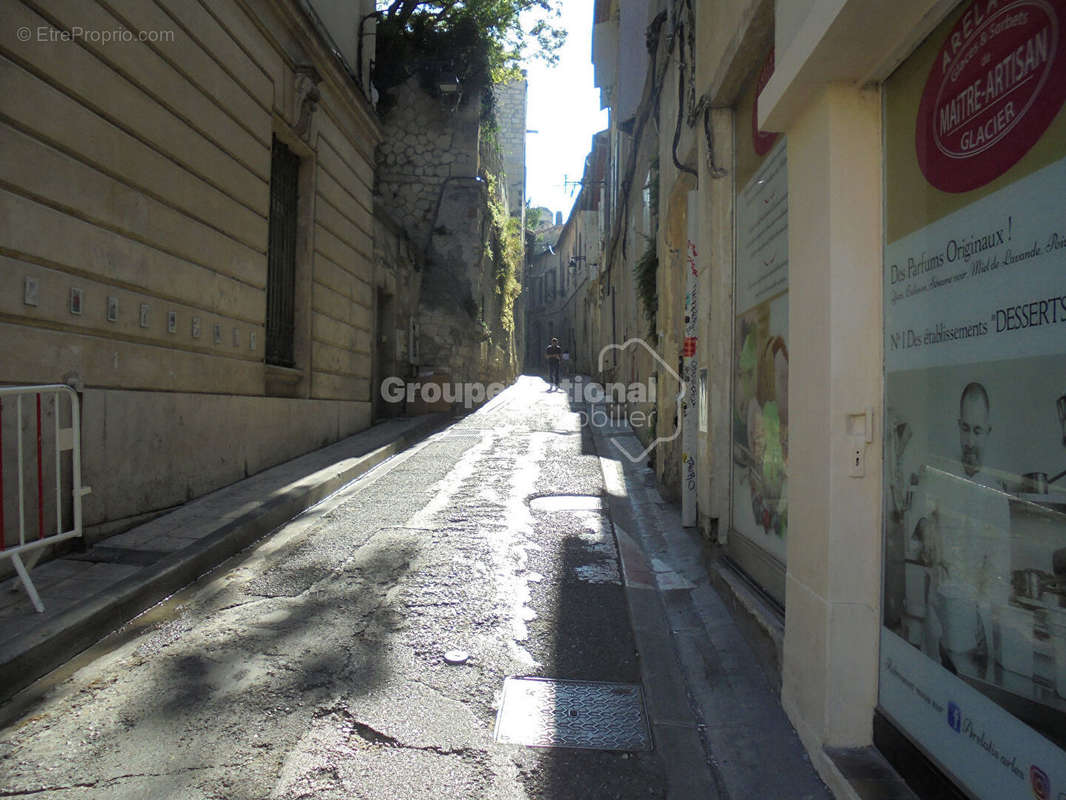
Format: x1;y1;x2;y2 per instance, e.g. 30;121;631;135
0;413;450;705
585;415;832;800
585;404;917;800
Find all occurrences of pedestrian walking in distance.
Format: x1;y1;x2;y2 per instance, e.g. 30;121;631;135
546;337;562;389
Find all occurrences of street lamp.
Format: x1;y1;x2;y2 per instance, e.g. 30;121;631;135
432;65;461;110
437;73;460;95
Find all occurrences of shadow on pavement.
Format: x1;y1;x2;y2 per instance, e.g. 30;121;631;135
0;517;418;800
514;387;668;799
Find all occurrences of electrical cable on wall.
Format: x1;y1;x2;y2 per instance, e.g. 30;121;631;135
604;9;669;277
672;29;698;179
671;0;698;178
605;0;729;280
689;93;728;179
679;0;727;180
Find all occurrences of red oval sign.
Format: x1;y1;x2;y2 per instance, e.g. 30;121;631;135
916;0;1066;193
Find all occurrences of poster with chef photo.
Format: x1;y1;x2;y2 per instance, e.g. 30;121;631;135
880;2;1066;796
883;358;1066;742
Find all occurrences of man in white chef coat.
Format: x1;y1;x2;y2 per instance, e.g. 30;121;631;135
911;382;1011;669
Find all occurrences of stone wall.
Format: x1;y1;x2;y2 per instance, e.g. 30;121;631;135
494;79;528;217
375;80;481;251
376;77;520;387
371;210;422;416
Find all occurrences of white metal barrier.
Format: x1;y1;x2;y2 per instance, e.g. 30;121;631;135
0;385;91;612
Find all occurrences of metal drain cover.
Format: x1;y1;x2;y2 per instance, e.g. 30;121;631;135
494;677;651;751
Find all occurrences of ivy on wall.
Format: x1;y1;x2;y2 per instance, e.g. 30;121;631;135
634;239;658;343
486;174;522;334
497;216;523;333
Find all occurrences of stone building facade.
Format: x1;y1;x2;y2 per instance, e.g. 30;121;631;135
569;1;1066;797
494;77;528;218
525;131;607;378
0;0;382;545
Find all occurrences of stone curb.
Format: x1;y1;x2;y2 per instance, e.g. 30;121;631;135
0;413;451;704
586;425;721;800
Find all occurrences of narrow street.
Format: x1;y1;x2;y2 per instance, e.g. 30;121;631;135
0;378;669;799
0;376;830;799
4;2;1063;797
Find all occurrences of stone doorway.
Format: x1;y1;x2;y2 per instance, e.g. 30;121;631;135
374;289;398;419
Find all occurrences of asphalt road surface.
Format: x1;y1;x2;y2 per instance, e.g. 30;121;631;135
0;377;676;799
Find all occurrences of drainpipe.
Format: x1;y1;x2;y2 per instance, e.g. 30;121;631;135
357;11;382;100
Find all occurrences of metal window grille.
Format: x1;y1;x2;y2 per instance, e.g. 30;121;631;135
266;136;300;367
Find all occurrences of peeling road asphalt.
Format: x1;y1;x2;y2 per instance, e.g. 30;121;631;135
0;377;675;799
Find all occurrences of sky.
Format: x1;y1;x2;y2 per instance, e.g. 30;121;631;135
522;0;608;222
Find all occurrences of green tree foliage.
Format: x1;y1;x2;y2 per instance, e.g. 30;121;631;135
524;202;542;231
374;0;565;95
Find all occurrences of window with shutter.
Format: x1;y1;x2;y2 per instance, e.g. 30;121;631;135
266;135;300;367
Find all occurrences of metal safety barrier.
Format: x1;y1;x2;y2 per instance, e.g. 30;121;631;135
0;385;91;612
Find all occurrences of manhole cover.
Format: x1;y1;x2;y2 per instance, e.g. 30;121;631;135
494;677;651;751
529;495;604;513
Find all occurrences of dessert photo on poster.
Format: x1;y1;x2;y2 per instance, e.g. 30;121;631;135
731;136;789;563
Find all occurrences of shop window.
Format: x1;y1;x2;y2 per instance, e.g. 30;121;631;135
878;3;1066;796
727;51;789;608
